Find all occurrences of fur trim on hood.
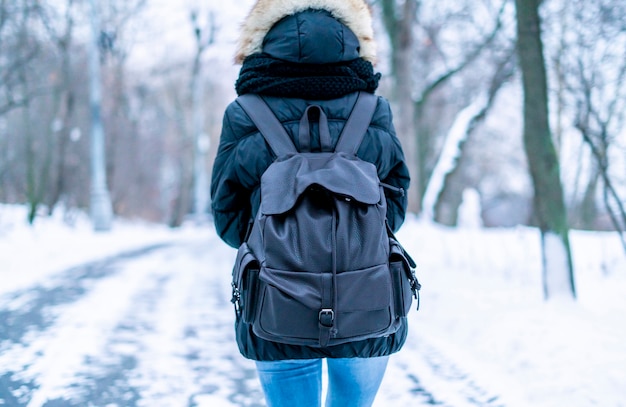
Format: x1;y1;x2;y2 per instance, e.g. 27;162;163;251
234;0;376;65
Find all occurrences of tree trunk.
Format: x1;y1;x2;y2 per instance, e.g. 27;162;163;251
429;51;515;226
514;0;576;299
24;98;37;224
88;0;113;231
189;10;213;222
578;166;599;230
46;0;76;215
380;0;421;213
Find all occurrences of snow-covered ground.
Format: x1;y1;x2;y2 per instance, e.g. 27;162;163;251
1;204;625;406
0;205;197;297
395;218;626;407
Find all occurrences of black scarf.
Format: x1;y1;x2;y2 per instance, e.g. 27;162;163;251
235;54;381;100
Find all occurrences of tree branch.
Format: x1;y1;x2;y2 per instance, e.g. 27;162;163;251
415;0;507;108
576;121;626;254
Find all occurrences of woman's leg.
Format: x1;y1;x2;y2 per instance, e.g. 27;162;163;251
325;356;389;407
255;359;322;407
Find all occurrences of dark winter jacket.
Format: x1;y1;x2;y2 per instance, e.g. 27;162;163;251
210;4;411;361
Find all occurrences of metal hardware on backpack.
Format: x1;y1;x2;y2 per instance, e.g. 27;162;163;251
231;92;420;348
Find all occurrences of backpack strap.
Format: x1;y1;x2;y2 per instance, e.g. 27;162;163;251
299;105;332;152
334;92;378;155
237;94;297;157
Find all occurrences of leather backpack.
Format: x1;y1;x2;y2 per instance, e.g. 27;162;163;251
231;92;420;347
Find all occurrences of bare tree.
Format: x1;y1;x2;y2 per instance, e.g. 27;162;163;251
555;0;626;251
378;0;420;212
94;0;155;223
576;109;626;252
1;0;237;226
426;48;517;225
190;9;216;222
10;0;54;223
0;1;44;117
162;68;195;228
37;0;77;215
515;0;576;299
377;0;508;215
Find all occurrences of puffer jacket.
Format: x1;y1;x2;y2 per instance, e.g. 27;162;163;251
210;1;411;361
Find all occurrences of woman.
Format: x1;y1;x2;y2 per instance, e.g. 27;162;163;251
210;1;411;406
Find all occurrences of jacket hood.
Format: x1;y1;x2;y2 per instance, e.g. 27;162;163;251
261;10;361;64
234;0;376;65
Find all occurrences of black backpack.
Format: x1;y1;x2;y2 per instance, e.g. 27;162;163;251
231;92;420;347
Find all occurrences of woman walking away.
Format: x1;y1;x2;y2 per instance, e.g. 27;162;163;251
211;1;413;406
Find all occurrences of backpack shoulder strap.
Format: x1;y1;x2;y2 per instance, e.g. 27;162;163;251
334;92;378;155
237;94;297;157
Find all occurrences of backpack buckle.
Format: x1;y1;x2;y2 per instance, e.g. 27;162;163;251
319;309;334;327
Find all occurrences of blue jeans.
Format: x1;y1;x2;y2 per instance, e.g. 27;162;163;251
255;356;389;407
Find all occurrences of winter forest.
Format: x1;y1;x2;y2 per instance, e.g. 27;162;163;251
3;0;626;296
1;0;626;406
0;0;623;228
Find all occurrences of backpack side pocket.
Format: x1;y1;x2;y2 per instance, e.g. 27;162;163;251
389;238;421;317
242;267;259;323
390;259;413;317
232;243;260;323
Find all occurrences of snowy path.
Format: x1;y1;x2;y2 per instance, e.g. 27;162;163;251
1;234;508;407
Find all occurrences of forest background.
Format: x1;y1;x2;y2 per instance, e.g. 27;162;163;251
1;0;625;297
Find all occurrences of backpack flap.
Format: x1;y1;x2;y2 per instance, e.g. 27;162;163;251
260;153;381;215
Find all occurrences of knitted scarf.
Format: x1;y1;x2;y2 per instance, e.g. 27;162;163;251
235;54;381;100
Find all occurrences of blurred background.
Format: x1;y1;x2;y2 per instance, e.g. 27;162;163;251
0;0;624;237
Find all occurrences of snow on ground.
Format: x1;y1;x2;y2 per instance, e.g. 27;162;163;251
1;204;626;406
0;205;204;296
396;216;626;407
